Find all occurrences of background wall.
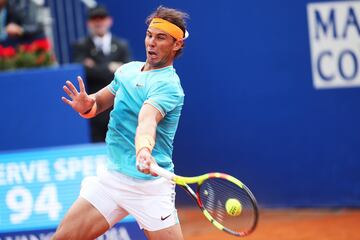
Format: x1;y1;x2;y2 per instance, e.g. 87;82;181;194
0;65;90;151
100;0;360;207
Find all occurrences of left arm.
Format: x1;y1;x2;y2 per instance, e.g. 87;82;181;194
135;103;163;175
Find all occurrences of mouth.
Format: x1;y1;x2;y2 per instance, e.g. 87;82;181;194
147;50;158;58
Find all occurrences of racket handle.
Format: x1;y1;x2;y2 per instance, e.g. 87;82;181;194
150;163;175;181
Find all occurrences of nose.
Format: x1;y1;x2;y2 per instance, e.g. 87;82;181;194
148;36;156;47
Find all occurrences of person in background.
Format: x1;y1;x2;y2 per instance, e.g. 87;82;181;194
0;0;45;46
72;5;131;142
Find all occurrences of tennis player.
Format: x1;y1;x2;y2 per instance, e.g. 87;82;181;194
52;6;188;240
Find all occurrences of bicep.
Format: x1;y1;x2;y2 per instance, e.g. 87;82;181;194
138;103;164;126
145;81;184;117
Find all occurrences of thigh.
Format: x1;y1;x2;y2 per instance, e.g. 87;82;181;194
53;175;129;240
144;223;184;240
52;197;109;240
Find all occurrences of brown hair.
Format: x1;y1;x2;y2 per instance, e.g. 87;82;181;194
146;6;189;57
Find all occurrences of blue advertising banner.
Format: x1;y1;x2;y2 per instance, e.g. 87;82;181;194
0;144;146;240
0;64;90;152
0;222;142;240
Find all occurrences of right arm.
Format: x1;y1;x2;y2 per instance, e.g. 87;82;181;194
61;76;114;116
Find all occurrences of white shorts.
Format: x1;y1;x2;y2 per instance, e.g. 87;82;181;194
79;169;178;231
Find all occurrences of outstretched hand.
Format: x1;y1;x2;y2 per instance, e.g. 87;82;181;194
61;76;95;114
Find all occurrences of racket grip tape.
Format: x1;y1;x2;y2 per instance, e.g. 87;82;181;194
150;163;175;181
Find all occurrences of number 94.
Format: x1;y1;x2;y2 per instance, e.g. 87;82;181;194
6;184;62;224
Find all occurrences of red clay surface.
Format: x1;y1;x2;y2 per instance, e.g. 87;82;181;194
178;207;360;240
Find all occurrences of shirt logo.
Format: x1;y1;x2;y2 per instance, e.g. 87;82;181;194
136;83;144;87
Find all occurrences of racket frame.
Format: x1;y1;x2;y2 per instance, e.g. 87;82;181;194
150;164;259;237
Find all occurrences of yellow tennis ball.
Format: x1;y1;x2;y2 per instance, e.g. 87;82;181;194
225;198;242;216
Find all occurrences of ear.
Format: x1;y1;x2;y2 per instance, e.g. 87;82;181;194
173;40;183;52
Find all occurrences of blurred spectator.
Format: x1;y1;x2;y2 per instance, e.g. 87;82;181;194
72;5;131;142
0;0;45;46
0;0;54;71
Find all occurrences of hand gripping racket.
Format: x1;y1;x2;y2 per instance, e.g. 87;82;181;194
150;163;259;237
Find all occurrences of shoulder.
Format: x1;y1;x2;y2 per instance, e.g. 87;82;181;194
151;76;184;96
114;61;143;77
154;67;181;85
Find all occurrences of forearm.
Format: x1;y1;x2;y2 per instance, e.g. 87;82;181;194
135;104;163;174
135;119;157;160
135;104;163;156
136;118;157;141
84;87;114;116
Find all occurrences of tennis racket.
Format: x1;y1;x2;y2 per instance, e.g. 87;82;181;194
150;163;259;237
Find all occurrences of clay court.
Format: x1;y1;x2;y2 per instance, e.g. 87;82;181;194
179;207;360;240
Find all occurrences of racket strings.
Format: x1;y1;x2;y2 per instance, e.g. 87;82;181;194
199;178;257;234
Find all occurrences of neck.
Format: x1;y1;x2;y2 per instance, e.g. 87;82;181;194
142;60;173;72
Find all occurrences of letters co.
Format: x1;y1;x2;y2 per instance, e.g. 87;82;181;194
307;1;360;89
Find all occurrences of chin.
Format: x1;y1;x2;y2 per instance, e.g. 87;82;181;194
147;59;160;67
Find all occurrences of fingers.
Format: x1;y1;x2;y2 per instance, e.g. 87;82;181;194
136;149;152;174
66;80;79;96
137;157;151;174
63;76;85;99
63;85;74;99
61;96;73;107
136;151;158;176
77;76;86;93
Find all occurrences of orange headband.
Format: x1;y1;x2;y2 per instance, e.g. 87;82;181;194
149;18;185;40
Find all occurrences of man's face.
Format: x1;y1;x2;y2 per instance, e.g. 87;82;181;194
87;16;112;37
145;27;182;69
